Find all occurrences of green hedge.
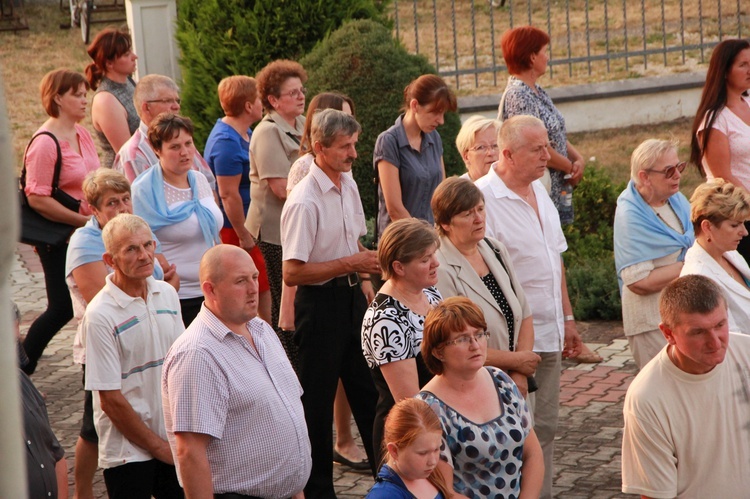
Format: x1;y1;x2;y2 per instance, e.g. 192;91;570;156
564;164;626;320
301;19;464;223
175;0;389;148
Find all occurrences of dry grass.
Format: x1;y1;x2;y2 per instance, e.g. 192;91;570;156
395;0;742;93
0;3;107;170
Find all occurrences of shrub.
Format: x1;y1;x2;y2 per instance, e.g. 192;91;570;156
564;164;626;320
175;0;389;148
300;19;464;223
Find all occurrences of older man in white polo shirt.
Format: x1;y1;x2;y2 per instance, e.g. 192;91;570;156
475;114;582;499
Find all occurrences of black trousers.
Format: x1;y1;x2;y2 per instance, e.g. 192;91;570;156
294;284;378;499
22;243;74;374
103;459;183;499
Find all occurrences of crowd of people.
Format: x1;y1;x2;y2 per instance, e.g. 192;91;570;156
15;22;750;499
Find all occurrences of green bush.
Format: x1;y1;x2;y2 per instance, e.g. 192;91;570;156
175;0;390;148
564;164;626;320
300;19;464;223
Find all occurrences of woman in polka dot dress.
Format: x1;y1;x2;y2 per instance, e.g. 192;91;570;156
417;297;544;498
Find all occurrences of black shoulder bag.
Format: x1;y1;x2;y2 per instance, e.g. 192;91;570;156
18;131;81;247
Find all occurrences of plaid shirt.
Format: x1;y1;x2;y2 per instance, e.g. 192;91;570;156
162;306;311;497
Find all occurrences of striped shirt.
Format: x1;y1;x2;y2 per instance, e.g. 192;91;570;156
162;306;311;497
84;275;184;468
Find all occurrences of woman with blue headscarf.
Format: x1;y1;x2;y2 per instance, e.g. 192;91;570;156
614;139;694;369
132;113;222;326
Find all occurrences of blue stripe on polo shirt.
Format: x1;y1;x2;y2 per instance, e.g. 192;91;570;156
122;359;165;379
114;316;139;336
156;309;179;315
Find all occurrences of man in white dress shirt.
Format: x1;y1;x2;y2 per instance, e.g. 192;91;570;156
475;114;582;498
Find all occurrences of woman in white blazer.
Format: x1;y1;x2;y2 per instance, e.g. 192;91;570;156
431;177;540;395
681;179;750;332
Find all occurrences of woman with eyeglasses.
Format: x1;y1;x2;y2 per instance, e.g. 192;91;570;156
681;179;750;332
374;74;457;240
499;26;585;225
690;39;750;262
417;296;544;498
614;139;694;369
455;116;501;182
246;59;306;342
361;218;441;466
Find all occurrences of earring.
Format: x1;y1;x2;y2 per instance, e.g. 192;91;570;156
707;236;712;243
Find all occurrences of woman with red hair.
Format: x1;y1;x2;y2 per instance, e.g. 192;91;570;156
499;26;585;226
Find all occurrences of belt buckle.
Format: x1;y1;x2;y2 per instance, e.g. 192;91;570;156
347;273;360;287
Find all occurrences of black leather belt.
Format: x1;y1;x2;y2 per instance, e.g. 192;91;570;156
317;273;360;288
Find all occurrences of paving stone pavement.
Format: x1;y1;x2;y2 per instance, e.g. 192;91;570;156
12;244;637;498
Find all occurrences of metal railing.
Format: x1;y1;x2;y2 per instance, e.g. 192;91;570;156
392;0;747;90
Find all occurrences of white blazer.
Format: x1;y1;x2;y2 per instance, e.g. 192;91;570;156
681;243;750;333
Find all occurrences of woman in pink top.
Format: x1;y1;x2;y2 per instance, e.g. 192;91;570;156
691;39;750;261
22;69;100;374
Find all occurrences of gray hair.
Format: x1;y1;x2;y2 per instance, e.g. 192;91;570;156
102;213;151;253
498;115;546;151
659;274;727;328
134;74;180;117
311;108;362;148
455;115;501;156
630;138;678;185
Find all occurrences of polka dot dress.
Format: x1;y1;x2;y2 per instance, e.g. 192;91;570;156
481;273;515;351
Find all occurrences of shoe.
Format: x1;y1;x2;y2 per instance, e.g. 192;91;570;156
333;449;370;472
573;351;603;363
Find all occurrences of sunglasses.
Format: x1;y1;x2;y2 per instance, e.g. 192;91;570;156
645;161;687;179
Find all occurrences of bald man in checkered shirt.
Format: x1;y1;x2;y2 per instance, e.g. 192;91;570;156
162;245;310;498
281;109;381;498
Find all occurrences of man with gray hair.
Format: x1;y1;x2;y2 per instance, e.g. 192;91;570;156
622;274;750;497
475;114;582;498
113;74;216;190
281;108;380;498
82;213;184;498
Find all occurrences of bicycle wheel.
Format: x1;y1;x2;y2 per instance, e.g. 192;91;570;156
80;0;93;44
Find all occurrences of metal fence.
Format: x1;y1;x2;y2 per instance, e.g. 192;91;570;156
392;0;747;90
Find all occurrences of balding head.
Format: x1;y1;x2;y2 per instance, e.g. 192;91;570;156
200;245;260;327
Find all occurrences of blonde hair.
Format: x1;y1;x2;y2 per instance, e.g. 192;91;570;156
690;179;750;235
377;219;439;281
455;115;501;156
82;168;130;209
630;138;678;185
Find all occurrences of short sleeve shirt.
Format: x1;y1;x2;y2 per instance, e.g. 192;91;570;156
24;124;100;215
417;367;532;499
204;119;252;229
374;114;443;236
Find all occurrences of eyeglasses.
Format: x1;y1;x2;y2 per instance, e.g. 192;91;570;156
470;144;500;154
147;98;181;105
280;87;307;99
443;331;490;347
646;161;687;179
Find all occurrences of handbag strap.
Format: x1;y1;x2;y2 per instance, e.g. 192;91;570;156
20;131;63;193
483;236;517;350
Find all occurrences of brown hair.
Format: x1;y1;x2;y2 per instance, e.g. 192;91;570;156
402;74;457;114
690;179;750;235
422;297;487;375
383;398;451;498
148;113;194;152
39;69;89;118
300;92;355;154
690;39;750;173
659;274;726;329
377;218;439;281
431;177;485;236
500;26;551;75
218;76;258;117
256;59;307;112
85;27;133;90
83;168;131;209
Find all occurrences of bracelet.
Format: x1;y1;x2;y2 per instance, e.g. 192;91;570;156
564;315;575;322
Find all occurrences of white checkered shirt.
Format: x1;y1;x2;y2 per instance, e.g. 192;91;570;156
162;305;311;497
